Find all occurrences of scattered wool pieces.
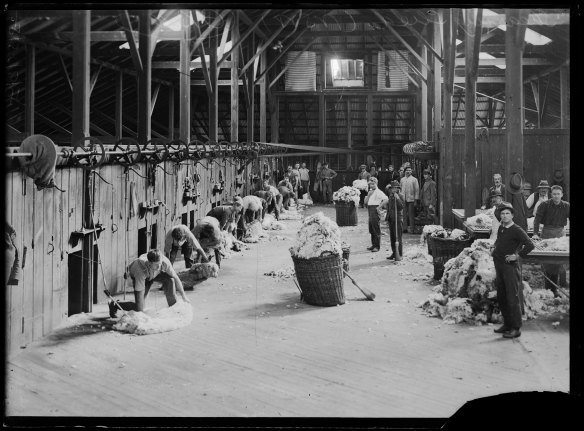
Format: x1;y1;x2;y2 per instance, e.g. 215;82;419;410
113;301;193;335
261;213;287;230
269;235;288;241
352;179;369;191
402;244;433;264
535;236;569;251
178;262;219;287
333;186;361;206
279;210;303;220
242;220;268;243
297;193;313;206
289;212;342;259
263;266;295;281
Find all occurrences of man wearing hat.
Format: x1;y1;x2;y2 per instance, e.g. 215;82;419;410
364;177;388;252
387;164;400;182
379;180;404;260
506;172;529;231
526;180;550;219
533;185;570;295
400;165;420;233
357;164;371;208
420;169;437;224
551;169;568;201
492;202;535;339
482;173;507;209
487;189;503;240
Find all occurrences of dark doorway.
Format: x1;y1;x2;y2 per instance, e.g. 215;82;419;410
138;226;147;256
181;212;188;226
150;223;157;250
189;210;195;230
68;244;97;316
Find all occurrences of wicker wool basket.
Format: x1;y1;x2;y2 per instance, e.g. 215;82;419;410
291;253;345;306
334;201;358;226
430;236;473;280
426;236;433;256
341;244;351;276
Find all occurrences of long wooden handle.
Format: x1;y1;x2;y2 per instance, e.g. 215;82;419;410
343;270;375;301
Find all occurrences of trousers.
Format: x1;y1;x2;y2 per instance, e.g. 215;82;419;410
118;272;177;312
368;205;381;249
404;201;416;231
541;226;567;290
170;244;194;268
388;217;403;257
494;260;524;330
322;180;333;203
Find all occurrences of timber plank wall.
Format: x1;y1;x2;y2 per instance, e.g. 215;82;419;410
4;156;259;358
448;128;570;210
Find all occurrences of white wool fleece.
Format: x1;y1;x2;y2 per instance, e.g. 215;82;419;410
242;195;263;212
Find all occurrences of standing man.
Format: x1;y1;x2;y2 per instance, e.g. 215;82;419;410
506;172;529;231
526;180;550;218
379;180;404;260
163;224;209;269
357;164;371;208
532;185;570;295
285;165;300;196
109;249;190;318
491;203;534;339
206;197;244;235
298;162;310;196
364;177;388;253
550;169;568;201
400;166;420;233
320;161;337;204
482;173;506;208
387;164;400;182
420;169;437;224
487;190;503;241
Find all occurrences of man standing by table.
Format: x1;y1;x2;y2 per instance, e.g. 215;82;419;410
320;162;337;204
379;180;404;260
400;166;420;233
491;203;535;339
364;177;388;252
532;185;570;295
526;180;550;219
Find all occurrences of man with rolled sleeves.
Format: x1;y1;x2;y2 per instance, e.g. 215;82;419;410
320;162;337;204
491;203;534;339
109;249;190;318
532;185;570;295
364;177;388;252
163;224;208;269
206;197;244;235
399;165;419;233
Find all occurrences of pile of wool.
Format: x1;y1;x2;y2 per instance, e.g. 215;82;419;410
261;213;286;230
465;213;493;229
430;228;470;241
289;212;342;259
297;193;313;206
523;282;570;318
522;264;545;290
402;244;433;264
178;262;220;286
332;186;361;206
242;220;268;243
352;179;369;191
113;301;193;335
263;265;295;281
420;224;444;244
535;236;569;251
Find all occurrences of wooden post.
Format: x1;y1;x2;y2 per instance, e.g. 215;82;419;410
168;86;174;139
259;50;267;142
137;10;152;145
505;9;528;184
417;44;428;141
231;11;239;142
269;85;279;143
367;94;373;147
463;8;482;218
560;65;569;128
25;45;35;136
72;11;91;146
347;97;352;169
441;8;458;228
179;10;191;144
209;27;218;142
115;71;123;140
247;36;255;142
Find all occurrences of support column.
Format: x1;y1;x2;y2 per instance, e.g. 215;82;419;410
209;27;218;142
25;45;35;136
179;10;191;144
259;50;267;142
320;94;326;148
432;16;442;142
168;86;174;139
367;94;373;147
417;45;428;141
137;10;152;145
115;71;123;140
505;8;528;186
463;8;482;218
560;65;569;129
72;11;91;145
246;36;255;142
269;85;279;143
347;97;352;169
231;11;239;142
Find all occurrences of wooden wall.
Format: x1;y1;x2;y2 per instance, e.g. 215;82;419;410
4;157;251;358
448;128;570;212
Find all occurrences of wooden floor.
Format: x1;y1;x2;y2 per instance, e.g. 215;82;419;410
4;205;570;420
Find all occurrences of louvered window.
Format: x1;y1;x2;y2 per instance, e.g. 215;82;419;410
285;51;317;91
377;50;409;91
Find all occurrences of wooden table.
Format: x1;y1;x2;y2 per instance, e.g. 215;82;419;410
462;222;491;239
452;209;489;230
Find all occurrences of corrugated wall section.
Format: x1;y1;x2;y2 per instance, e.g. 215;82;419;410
4;157;252;358
376;50;410;91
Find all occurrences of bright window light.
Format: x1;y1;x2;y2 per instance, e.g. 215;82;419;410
479;52;506;69
163;12;194;31
483;8;552;46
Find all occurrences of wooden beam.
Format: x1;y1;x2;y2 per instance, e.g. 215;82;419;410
92;108;137;137
190;9;231;58
254;27;309;85
72;10;91;145
168;86;174;139
432;14;443;141
150;83;161;116
388;9;443;62
152;60;232;69
378;34;427;82
246;36;255;142
319;94;326;147
481;13;569;27
191;79;242;86
193;19;213;98
452;76;506;84
539;75;551;127
367;94;373;147
150;10;176;57
530;80;540;127
217;10;271;68
371;9;432;73
58;54;72;92
231;11;239;143
179;10;191;144
259;50;267;143
115;71;123;140
25;45;35;135
454;57;554;67
209;27;219;142
218;14;232;59
239;10;268;40
560;65;569;128
269;38;318;89
269;87;279;143
418;45;428;141
137;10;151;145
505;8;528;186
89;64;102;95
119;10;142;74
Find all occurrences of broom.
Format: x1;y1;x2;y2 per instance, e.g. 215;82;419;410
394;192;402;261
342;270;375;301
